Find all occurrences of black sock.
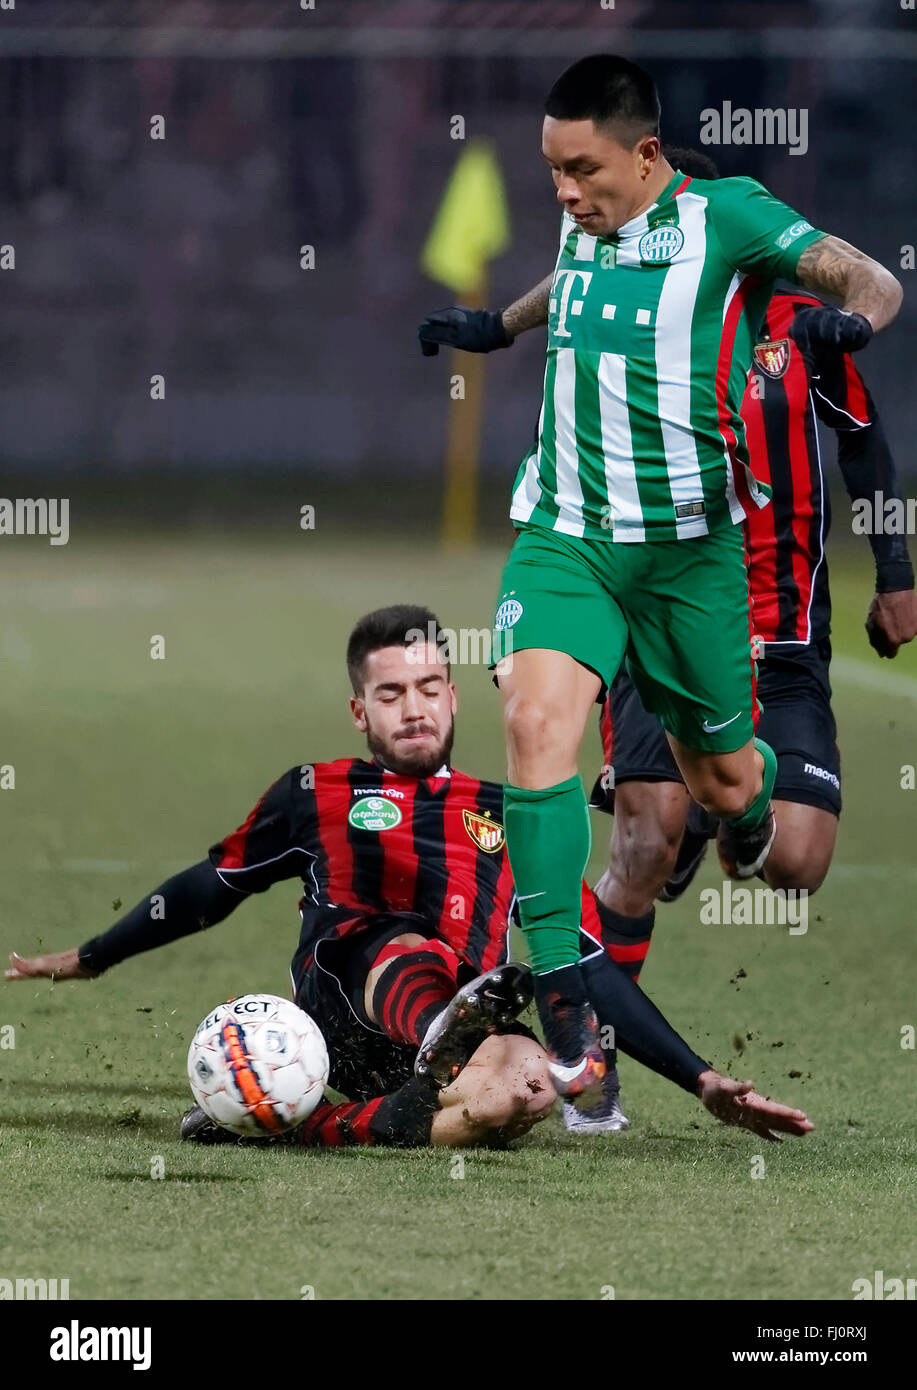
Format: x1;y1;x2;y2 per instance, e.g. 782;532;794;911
532;962;591;1059
368;1076;442;1147
300;1076;441;1149
594;900;656;982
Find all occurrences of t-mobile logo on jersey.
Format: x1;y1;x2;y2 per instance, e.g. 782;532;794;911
552;269;593;337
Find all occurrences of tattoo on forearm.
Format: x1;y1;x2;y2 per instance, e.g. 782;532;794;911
501;273;553;337
795;235;902;332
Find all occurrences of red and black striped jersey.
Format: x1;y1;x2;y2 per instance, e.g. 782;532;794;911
741;288;874;646
210;757;599;975
78;756;603;978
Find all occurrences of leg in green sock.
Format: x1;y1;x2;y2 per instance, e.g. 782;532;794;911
726;736;777;830
503;774;591;974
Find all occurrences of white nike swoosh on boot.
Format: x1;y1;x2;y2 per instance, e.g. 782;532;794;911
549;1057;590;1084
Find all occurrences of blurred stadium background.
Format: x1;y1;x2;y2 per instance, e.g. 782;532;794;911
1;0;915;534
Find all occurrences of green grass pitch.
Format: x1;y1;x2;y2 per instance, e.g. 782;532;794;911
1;527;915;1300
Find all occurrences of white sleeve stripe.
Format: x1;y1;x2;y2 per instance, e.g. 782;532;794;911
811;384;871;429
214;845;318;885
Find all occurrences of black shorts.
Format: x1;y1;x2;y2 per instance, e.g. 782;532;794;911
293;913;453;1101
292;914;530;1103
590;640;841;818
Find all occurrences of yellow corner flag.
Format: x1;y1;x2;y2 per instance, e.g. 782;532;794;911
422;139;512;548
421;138;511;295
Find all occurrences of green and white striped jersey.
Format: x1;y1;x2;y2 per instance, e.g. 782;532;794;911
510;170;825;542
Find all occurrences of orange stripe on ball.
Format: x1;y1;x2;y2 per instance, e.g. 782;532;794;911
221;1019;283;1132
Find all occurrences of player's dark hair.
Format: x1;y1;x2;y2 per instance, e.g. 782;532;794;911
347;604;450;693
663;145;720;180
545;54;661;142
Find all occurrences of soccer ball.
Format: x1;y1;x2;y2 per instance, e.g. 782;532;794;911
187;993;329;1137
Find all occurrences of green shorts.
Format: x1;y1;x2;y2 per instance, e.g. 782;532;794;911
492;522;758;754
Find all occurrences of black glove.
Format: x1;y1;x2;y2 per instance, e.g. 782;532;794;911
418;306;513;356
788;305;873;357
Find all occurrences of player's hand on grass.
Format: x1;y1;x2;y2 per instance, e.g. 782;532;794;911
418;306;514;356
788;305;873;358
696;1070;813;1142
5;947;97;981
866;589;917;659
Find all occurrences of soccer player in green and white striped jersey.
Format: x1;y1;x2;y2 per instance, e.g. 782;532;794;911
419;55;902;1103
512;181;789;540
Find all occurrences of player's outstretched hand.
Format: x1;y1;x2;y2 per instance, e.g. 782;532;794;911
418;306;513;356
5;948;97;981
788;305;873;357
697;1070;813;1142
866;590;917;659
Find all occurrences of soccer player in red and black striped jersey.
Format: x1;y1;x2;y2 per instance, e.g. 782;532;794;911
583;149;917;1133
7;604;813;1147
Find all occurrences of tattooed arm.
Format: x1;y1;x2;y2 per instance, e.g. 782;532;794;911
795;234;902;333
500;273;554;337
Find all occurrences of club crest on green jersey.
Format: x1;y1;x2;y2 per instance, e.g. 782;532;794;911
495;597;524;629
638;225;684;264
348;796;402;832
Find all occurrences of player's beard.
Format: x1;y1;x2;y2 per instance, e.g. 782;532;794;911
366;718;455;780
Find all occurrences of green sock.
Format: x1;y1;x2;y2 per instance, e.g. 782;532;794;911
503;774;591;974
726;736;777;830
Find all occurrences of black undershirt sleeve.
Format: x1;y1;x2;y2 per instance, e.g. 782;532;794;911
579;942;709;1094
836;418;914;593
78;768;308;975
810;344;914;593
78;860;246;975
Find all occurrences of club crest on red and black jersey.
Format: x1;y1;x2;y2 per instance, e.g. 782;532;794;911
462;808;505;853
753;337;790;379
